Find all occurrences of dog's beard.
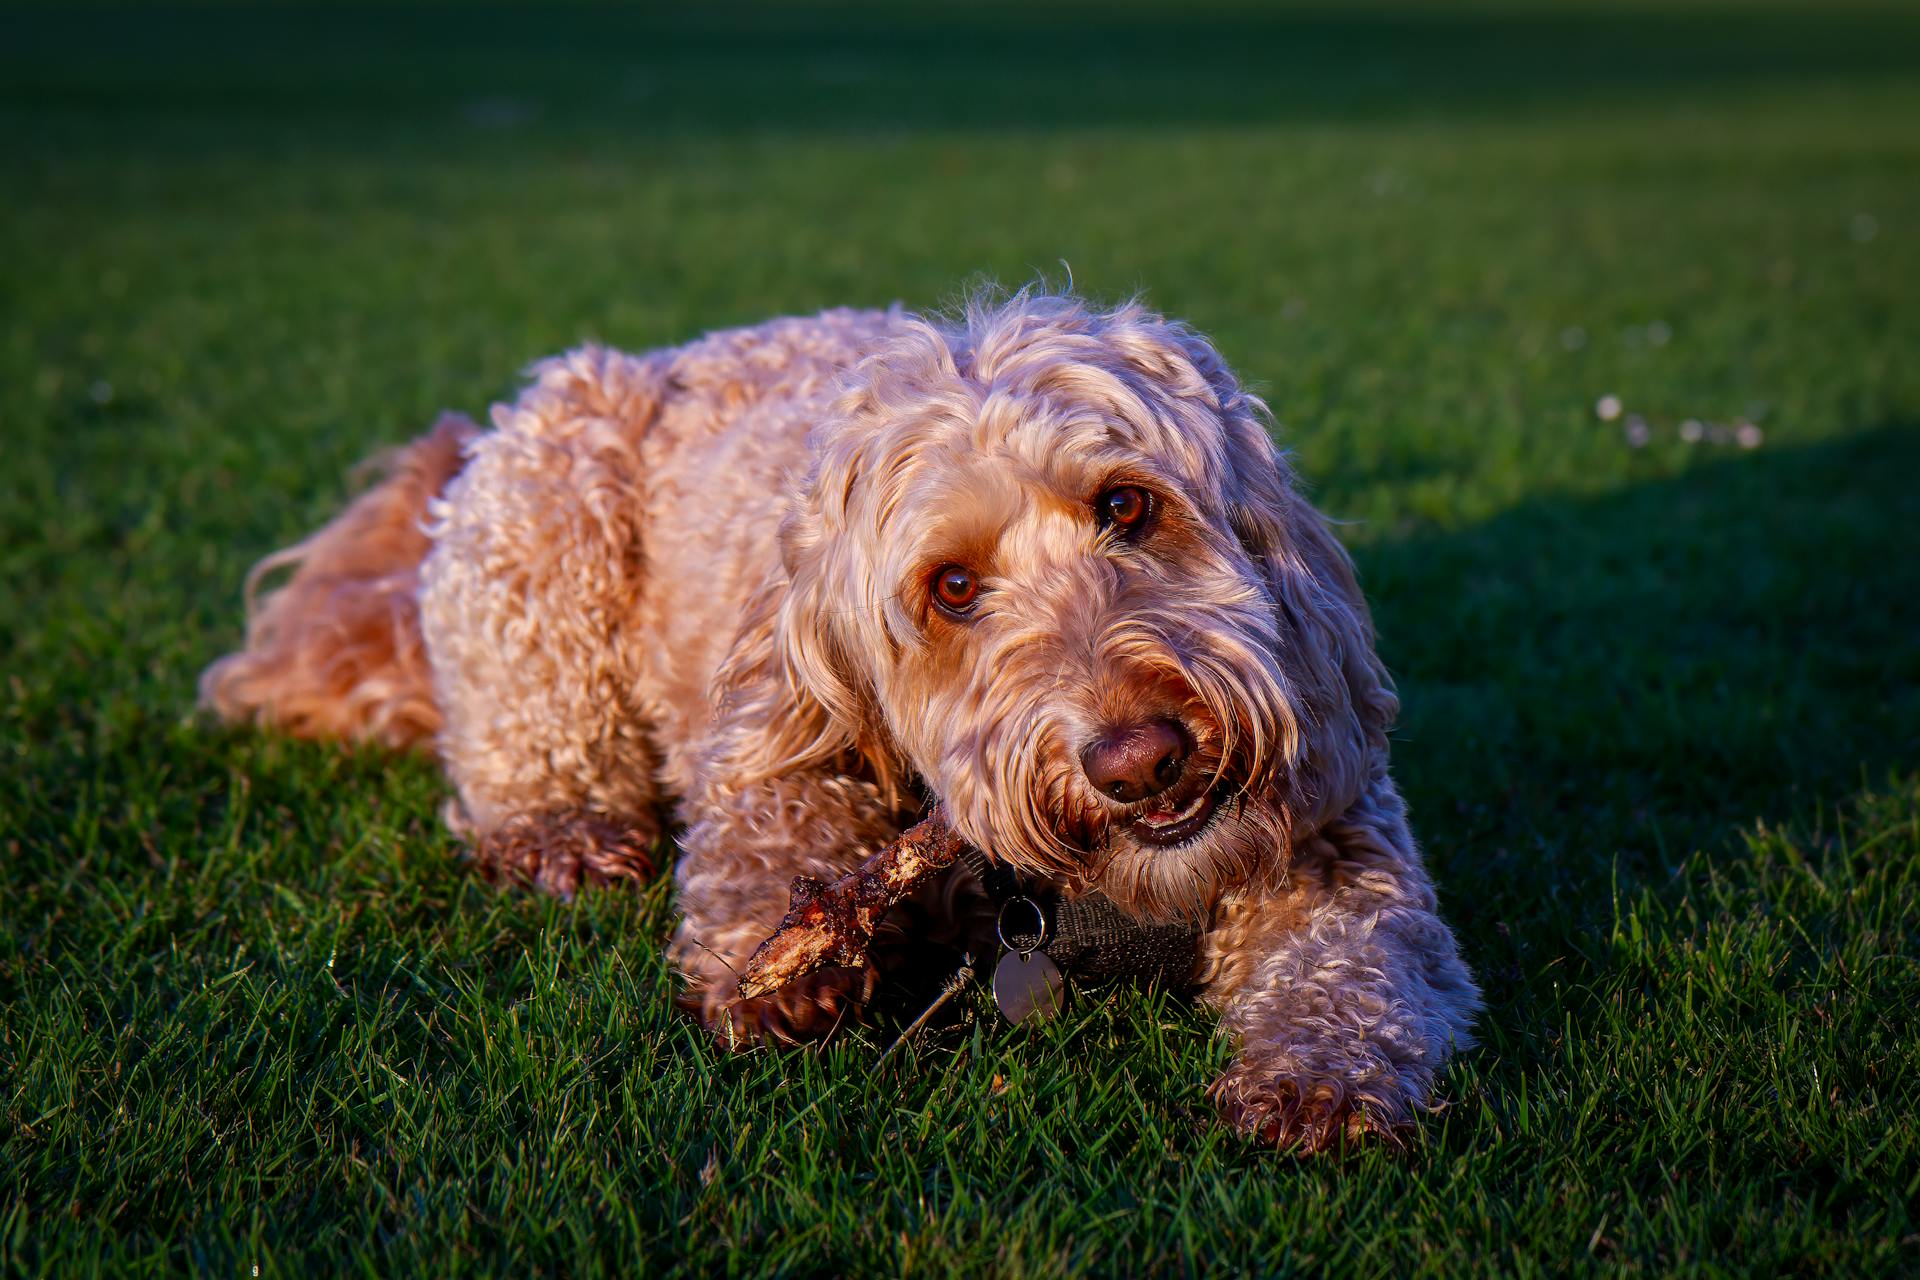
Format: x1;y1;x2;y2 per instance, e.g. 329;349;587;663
1057;710;1292;919
1084;785;1293;917
951;659;1301;920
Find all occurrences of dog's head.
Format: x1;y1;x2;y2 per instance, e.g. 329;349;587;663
760;292;1395;914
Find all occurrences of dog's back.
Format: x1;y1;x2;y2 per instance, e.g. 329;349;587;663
198;307;905;895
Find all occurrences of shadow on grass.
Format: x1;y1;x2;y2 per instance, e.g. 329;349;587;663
3;2;1919;145
1359;424;1920;999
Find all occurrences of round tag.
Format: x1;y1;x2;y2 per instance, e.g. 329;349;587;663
991;949;1065;1023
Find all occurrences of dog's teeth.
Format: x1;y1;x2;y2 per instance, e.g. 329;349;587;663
1142;791;1210;829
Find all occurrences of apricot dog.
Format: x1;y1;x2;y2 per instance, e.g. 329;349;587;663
203;290;1479;1149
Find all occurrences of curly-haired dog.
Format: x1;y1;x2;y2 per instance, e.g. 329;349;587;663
203;291;1480;1150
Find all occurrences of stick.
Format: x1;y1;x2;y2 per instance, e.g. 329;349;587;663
734;808;966;1000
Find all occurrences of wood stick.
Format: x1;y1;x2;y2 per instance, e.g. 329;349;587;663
735;808;967;1000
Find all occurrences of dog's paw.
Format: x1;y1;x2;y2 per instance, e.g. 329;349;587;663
1208;1062;1409;1154
468;812;658;898
679;963;876;1049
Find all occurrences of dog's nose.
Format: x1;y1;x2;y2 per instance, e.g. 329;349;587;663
1079;719;1189;804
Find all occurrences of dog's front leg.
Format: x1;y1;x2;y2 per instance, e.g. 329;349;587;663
671;765;905;1047
1200;780;1481;1151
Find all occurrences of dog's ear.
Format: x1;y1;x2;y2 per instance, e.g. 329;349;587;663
707;462;906;805
709;321;960;805
1099;306;1396;825
1222;412;1398;827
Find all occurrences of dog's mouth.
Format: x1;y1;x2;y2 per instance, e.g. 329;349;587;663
1126;778;1228;848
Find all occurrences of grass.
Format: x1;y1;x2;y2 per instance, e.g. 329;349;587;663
3;1;1919;1273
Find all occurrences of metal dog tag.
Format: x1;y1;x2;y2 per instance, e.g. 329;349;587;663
991;950;1064;1022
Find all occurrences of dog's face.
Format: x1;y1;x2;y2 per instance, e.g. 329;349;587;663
774;296;1395;914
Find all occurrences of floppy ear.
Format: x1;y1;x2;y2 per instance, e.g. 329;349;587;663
706;456;906;805
1222;411;1398;828
1116;309;1398;803
1101;306;1395;826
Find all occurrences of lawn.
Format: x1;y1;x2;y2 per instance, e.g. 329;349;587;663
4;2;1919;1274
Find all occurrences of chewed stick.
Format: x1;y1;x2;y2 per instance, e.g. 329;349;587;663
735;808;967;1000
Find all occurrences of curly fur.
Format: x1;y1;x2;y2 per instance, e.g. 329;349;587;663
202;289;1480;1150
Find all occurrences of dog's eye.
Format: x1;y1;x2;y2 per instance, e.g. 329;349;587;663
931;564;980;615
1095;485;1152;534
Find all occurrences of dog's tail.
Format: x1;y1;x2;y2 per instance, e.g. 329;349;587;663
199;414;479;751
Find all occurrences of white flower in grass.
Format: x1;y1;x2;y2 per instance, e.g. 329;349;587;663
1595;394;1623;422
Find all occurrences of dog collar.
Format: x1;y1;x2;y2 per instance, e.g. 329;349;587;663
957;847;1202;1021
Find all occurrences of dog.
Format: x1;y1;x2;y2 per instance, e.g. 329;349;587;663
202;290;1480;1150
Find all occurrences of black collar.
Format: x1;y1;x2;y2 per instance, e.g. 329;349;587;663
958;846;1202;988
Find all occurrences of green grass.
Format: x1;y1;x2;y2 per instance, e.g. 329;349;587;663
4;2;1920;1274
